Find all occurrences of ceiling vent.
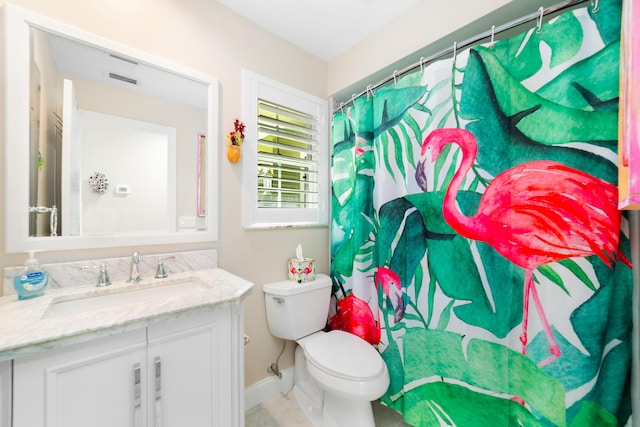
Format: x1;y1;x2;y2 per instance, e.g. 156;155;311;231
109;53;138;65
108;72;138;86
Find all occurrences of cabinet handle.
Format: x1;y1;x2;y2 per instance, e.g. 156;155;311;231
133;363;142;427
154;356;162;427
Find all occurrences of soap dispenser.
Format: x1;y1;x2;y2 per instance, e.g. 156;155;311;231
13;251;49;300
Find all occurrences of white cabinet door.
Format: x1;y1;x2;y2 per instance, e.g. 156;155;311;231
147;309;230;427
12;305;244;427
13;329;147;427
0;360;11;427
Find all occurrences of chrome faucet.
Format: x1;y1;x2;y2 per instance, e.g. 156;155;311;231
155;256;175;279
80;264;111;287
128;251;143;283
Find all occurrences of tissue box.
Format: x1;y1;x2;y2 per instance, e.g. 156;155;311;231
288;258;315;283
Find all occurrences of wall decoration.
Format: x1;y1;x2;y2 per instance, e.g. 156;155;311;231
88;171;109;194
227;118;245;163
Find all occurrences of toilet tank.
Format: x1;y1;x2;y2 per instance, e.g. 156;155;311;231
263;274;332;340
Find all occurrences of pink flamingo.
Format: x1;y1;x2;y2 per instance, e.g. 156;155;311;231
289;264;298;276
415;128;631;366
302;262;314;281
375;267;406;323
329;292;381;345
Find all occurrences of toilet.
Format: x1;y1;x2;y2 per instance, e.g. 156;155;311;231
263;274;390;427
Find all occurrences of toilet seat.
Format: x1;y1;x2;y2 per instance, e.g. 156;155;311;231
303;330;386;381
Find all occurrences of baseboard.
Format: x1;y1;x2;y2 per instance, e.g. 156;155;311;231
244;367;295;410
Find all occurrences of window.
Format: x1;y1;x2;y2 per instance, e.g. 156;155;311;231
242;71;329;228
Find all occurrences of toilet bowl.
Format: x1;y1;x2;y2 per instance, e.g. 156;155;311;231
302;330;389;400
300;330;390;427
263;275;390;427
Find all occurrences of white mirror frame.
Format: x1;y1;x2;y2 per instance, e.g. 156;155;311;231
4;4;219;253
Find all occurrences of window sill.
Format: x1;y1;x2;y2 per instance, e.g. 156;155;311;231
243;222;329;230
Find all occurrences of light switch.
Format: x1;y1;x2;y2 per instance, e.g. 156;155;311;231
114;184;131;195
178;216;196;229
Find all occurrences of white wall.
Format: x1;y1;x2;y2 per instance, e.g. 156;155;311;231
80;116;170;234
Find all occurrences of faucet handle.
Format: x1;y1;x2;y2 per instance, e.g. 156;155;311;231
155;256;175;279
80;264;111;287
127;251;143;283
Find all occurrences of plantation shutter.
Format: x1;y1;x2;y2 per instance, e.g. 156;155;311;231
256;99;319;209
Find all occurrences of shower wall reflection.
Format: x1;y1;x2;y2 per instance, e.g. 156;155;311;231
29;28;60;236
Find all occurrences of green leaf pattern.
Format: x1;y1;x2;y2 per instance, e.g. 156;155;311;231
330;1;631;425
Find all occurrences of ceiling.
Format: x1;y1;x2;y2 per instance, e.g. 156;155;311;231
215;0;420;61
43;29;208;109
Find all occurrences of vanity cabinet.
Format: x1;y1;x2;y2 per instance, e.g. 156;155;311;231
0;360;11;427
12;306;243;427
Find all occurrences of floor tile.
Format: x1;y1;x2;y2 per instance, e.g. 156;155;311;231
245;390;414;427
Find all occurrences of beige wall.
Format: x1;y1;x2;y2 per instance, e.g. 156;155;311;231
0;0;567;390
0;0;328;388
327;0;571;104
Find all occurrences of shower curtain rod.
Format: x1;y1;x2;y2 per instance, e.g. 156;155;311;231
333;0;591;114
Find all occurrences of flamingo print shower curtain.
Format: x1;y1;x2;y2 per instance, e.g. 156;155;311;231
329;0;632;425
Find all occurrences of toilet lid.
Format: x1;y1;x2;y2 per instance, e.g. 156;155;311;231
304;330;386;381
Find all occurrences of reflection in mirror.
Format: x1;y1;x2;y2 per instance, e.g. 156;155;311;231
197;134;207;217
34;28;198;236
75;110;177;235
5;4;219;252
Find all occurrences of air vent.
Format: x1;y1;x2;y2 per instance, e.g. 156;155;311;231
109;53;138;65
108;72;138;85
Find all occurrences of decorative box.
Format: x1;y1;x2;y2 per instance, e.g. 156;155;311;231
288;258;315;283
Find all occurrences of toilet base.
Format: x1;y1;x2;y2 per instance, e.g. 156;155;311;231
294;384;322;427
322;391;375;427
294;345;323;427
293;338;382;427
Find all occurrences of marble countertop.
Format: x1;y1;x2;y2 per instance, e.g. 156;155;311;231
0;268;253;361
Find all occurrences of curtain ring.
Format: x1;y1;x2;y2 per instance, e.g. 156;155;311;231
536;7;544;34
452;41;458;64
419;57;425;75
393;70;398;86
490;25;496;49
591;0;599;13
366;84;375;98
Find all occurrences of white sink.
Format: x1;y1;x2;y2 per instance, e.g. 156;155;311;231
44;278;208;318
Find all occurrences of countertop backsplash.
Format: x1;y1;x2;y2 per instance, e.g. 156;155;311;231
3;249;218;296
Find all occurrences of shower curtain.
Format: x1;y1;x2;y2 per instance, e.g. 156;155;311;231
329;1;632;426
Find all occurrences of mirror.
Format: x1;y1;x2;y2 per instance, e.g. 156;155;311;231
5;4;219;252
